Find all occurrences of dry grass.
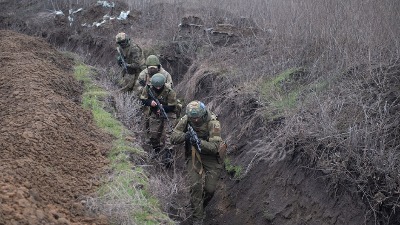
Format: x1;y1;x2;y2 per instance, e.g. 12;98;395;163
148;168;192;221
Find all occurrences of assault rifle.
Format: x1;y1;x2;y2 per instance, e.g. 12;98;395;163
146;85;173;130
117;47;128;73
187;124;201;153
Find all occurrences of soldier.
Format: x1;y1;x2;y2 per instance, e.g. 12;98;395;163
136;55;173;94
171;101;227;225
140;73;177;167
115;32;145;93
137;55;182;136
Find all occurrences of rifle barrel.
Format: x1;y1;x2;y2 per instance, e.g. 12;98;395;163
117;48;128;72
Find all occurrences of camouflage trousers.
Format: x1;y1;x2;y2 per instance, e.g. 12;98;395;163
187;152;222;221
147;112;176;153
119;71;140;94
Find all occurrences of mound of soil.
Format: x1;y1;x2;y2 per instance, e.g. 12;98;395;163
0;30;112;224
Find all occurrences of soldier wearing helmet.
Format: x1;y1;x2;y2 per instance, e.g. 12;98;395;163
171;101;226;225
115;32;145;93
136;55;173;94
140;73;177;167
137;55;182;136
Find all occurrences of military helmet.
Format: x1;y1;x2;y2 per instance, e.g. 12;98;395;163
186;101;207;118
151;73;166;88
146;55;160;66
115;32;128;43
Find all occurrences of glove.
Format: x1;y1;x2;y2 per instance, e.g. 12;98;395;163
139;79;146;87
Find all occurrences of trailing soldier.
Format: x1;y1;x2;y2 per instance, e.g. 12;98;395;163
115;32;145;94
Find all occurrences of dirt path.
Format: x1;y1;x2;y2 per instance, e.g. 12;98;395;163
0;30;112;225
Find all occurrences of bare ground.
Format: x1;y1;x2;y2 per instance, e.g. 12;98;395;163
0;30;112;224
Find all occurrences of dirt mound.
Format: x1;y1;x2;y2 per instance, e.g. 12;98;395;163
0;30;112;225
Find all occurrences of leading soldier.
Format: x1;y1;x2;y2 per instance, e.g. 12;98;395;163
171;101;227;225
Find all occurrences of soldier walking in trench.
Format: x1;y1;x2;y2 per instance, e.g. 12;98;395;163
171;100;227;225
140;73;177;167
115;32;145;94
136;54;173;94
137;55;182;141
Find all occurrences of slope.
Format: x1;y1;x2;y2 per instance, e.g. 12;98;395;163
0;30;112;224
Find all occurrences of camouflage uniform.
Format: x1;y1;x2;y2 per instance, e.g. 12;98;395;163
137;55;181;138
140;77;177;166
115;32;145;93
171;102;224;224
136;67;173;94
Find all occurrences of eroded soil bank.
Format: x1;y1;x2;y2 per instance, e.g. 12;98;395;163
0;30;112;225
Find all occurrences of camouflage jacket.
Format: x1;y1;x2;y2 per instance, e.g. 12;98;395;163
171;111;222;155
140;85;177;116
116;41;145;72
137;67;173;89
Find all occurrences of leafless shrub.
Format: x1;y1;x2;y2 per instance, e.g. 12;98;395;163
96;66;122;90
148;168;192;222
91;65;144;132
273;64;400;223
113;92;144;131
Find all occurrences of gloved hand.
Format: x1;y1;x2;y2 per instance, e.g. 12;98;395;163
138;79;146;87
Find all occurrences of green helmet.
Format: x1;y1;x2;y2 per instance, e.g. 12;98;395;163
186;101;207;118
146;55;160;66
151;73;166;88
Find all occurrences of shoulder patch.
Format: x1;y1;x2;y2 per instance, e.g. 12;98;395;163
209;120;221;137
212;121;221;132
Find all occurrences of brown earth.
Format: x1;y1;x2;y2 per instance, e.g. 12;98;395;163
0;0;379;225
0;30;112;224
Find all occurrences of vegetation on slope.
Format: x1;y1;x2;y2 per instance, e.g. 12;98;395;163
73;59;174;225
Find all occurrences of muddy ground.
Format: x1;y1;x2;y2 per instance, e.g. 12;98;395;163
0;0;375;224
0;30;112;224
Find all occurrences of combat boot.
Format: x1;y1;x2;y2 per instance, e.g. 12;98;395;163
162;148;174;168
151;146;161;159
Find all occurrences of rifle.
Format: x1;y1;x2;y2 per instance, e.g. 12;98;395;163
117;47;128;73
187;124;201;153
146;85;173;130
